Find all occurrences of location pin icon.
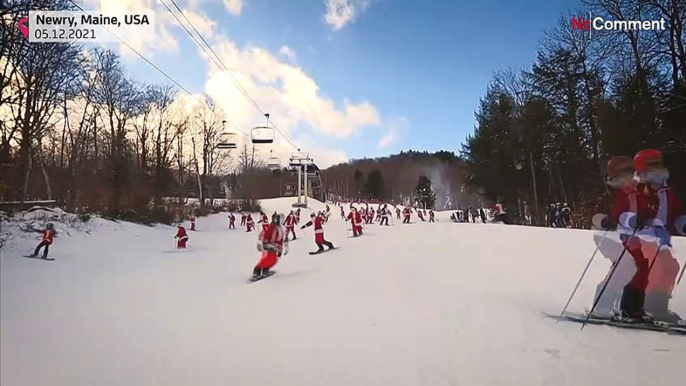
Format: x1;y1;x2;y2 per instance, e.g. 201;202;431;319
19;17;28;38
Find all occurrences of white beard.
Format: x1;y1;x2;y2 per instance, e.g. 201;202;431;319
635;168;669;184
607;173;634;189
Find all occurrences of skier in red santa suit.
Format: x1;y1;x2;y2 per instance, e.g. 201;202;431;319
258;211;269;232
252;213;288;279
189;214;196;231
590;156;639;317
346;207;363;236
301;212;334;252
597;150;686;322
246;214;255;232
174;225;189;248
402;206;412;223
228;213;236;229
284;210;297;240
633;149;684;321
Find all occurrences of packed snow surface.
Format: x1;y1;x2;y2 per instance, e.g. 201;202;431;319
1;198;684;386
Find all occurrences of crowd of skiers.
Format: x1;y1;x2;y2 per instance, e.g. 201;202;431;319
547;203;572;228
450;207;488;223
590;149;685;324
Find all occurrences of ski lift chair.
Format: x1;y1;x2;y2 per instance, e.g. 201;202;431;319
267;151;280;170
217;133;238;149
251;113;275;144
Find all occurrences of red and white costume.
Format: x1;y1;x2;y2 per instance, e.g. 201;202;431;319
246;214;255;232
175;226;188;248
302;213;326;243
189;215;196;231
402;207;412;223
255;222;287;271
259;213;269;232
347;209;363;237
285;212;297;240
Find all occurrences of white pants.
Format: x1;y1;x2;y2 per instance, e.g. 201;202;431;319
592;234;636;315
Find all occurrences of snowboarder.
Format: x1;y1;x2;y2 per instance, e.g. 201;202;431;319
347;207;363;237
246;214;255;232
285;210;297;240
429;210;435;222
174;225;188;249
29;222;56;259
228;213;236;229
190;214;196;231
252;213;288;279
301;212;334;252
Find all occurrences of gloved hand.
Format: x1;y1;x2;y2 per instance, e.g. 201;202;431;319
256;241;263;252
300;225;305;229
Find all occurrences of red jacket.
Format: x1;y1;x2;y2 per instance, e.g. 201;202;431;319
175;227;187;238
260;223;285;248
285;214;296;227
347;211;362;225
303;215;324;235
41;229;55;244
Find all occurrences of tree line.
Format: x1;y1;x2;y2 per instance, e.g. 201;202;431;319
461;0;686;226
0;0;277;222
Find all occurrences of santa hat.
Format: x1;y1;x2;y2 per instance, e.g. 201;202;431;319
634;149;669;184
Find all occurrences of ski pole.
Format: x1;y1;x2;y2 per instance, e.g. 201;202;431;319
582;227;638;330
677;261;686;285
559;229;608;320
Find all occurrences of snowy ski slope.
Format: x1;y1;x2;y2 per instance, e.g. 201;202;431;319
1;198;684;385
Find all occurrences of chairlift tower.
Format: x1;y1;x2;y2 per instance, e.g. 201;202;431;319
289;149;313;208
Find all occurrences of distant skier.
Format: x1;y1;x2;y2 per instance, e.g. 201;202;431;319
190;214;196;231
418;210;425;221
174;225;188;249
246;214;255;232
285;210;297;240
258;211;269;232
547;204;556;227
493;202;507;223
396;207;401;219
479;208;486;223
340;206;345;219
561;203;572;227
228;213;236;229
29;223;56;259
295;208;301;224
402;207;412;223
241;212;246;226
301;212;335;252
429;210;435;222
347;207;363;236
252;213;288;279
380;205;390;226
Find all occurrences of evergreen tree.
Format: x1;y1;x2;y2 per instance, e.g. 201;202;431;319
353;169;365;196
413;176;436;209
365;169;385;199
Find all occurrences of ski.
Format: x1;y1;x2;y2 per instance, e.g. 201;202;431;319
23;255;55;261
309;247;338;255
247;271;277;283
560;312;686;334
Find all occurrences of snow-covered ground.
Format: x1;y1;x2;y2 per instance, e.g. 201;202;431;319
1;198;683;386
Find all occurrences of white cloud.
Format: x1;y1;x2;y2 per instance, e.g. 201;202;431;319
378;115;408;149
278;46;296;62
324;0;371;31
223;0;244;16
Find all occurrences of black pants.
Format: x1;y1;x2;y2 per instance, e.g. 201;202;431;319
34;241;50;258
403;217;410;223
620;284;645;317
316;241;334;252
380;217;389;226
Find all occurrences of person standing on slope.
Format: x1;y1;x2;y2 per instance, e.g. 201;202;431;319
241;212;247;226
396;207;401;220
590;156;639;318
174;225;189;249
258;211;269;232
284;210;297;240
402;206;412;224
633;149;684;321
380;205;390;226
29;222;56;259
346;207;364;237
228;213;236;229
189;214;196;231
429;210;435;222
246;214;255;232
301;212;334;252
252;213;288;279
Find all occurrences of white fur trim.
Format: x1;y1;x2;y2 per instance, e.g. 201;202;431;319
676;215;686;235
635;168;669;184
592;213;607;229
607;173;633;188
619;212;636;229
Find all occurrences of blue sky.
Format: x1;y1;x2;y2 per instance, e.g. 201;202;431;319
111;0;579;166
